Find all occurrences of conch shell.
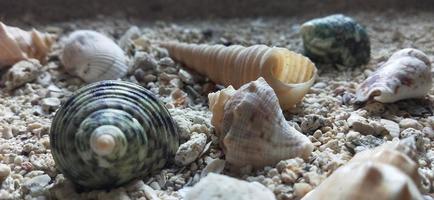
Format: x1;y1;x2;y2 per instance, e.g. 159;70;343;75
302;141;424;200
0;22;55;68
161;42;317;109
208;77;313;169
60;30;129;83
355;48;432;104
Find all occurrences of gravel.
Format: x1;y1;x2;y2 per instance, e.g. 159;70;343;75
0;11;434;199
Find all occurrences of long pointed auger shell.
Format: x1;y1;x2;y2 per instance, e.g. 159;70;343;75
302;141;424;200
161;42;317;109
208;78;313;169
50;80;179;189
0;22;55;68
355;48;432;104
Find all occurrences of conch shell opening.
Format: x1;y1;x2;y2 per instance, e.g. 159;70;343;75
161;42;317;109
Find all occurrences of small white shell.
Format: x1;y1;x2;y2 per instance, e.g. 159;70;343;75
355;48;432;104
302;141;424;200
208;77;313;170
60;30;129;83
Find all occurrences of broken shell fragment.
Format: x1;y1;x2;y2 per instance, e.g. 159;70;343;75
50;80;179;189
184;173;276;200
161;41;317;109
355;48;432;104
3;59;41;90
302;141;424;200
300;14;370;67
208;77;313;169
0;22;55;68
60;30;129;83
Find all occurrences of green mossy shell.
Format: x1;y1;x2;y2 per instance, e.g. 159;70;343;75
50;80;179;189
300;14;370;67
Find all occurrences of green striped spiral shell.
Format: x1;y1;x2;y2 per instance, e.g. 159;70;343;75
50;80;179;189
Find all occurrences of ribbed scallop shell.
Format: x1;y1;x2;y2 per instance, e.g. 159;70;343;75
355;48;432;104
161;42;317;109
208;78;313;169
0;22;55;68
60;30;129;83
50;80;179;189
300;14;370;67
302;141;423;200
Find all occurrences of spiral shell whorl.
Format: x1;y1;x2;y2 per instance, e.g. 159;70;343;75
50;81;179;189
161;42;317;109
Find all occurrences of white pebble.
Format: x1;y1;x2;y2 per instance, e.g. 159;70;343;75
41;97;61;113
293;183;312;198
175;133;207;166
0;164;11;182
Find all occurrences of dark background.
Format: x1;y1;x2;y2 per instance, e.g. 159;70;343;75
1;0;433;22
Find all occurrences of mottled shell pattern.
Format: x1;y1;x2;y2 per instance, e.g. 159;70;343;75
0;22;55;68
300;14;370;67
208;78;313;169
50;80;179;189
302;141;424;200
60;30;129;83
161;42;317;109
355;48;432;104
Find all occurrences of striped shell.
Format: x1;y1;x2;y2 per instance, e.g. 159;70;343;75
50;80;179;189
0;22;55;68
208;78;313;170
60;30;129;83
161;42;317;109
355;48;432;104
300;14;370;67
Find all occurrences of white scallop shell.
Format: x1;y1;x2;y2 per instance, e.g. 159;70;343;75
302;141;424;200
60;30;129;83
208;77;313;170
355;48;432;104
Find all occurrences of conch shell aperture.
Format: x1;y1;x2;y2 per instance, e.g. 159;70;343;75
208;78;314;169
161;42;317;109
0;22;55;68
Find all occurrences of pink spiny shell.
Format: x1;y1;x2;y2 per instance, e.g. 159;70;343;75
355;48;432;104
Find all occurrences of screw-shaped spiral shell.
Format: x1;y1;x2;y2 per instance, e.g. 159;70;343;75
50;80;179;189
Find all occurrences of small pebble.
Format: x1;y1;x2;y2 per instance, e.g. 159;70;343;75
399;118;423;130
41;97;61;113
293;183;312;198
0;164;11;182
175;133;207;166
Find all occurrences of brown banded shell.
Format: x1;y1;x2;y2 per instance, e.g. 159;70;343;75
0;22;55;68
208;77;313;170
50;80;179;189
161;42;317;109
60;30;129;83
